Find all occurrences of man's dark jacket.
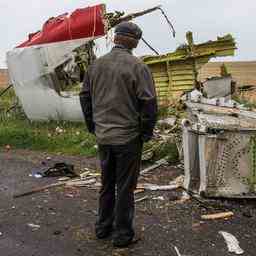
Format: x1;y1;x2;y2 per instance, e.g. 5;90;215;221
80;46;158;145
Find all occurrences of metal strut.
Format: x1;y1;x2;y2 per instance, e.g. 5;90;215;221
141;37;159;55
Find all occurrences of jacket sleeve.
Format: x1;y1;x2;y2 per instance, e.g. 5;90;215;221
79;71;95;134
135;63;158;142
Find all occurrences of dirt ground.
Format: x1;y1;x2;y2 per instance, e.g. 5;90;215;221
0;150;256;256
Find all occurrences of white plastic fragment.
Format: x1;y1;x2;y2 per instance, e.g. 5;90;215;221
27;223;41;231
174;246;190;256
219;231;244;255
174;246;182;256
139;183;178;191
135;196;149;203
152;196;165;201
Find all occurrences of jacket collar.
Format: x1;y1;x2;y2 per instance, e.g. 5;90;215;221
112;45;133;54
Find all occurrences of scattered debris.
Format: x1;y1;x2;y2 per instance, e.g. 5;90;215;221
80;171;90;179
29;172;43;179
141;158;168;175
30;162;78;179
14;174;98;198
201;212;234;221
152;196;165;201
180;187;221;210
174;246;189;256
170;175;184;187
55;126;64;134
158;117;177;128
14;182;66;198
138;184;178;191
219;231;244;255
42;162;78;178
58;177;71;182
134;189;145;195
142;148;154;161
135;196;149;203
27;223;41;231
66;178;97;187
138;175;184;191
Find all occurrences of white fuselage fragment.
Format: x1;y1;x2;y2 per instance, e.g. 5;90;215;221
7;38;98;122
182;97;256;198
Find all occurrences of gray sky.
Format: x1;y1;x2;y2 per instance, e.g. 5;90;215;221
0;0;255;68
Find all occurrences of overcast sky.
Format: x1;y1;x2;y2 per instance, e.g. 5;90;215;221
0;0;255;68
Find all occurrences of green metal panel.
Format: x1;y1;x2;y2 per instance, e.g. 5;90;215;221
143;32;237;107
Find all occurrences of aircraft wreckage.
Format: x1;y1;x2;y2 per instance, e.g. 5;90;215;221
7;4;256;199
7;3;236;122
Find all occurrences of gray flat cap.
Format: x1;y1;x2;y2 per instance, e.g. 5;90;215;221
115;22;142;40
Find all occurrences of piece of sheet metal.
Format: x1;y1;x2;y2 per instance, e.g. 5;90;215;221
203;76;232;99
183;100;256;198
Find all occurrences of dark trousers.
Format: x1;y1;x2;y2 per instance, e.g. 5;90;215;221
96;137;143;240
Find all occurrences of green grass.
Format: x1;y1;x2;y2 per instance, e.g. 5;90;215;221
0;117;97;156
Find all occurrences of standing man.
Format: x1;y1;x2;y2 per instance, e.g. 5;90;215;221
80;22;158;248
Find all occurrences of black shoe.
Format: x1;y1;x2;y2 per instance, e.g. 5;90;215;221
96;229;112;240
112;237;133;248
